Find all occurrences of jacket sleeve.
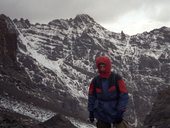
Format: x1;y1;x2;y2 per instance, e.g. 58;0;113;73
88;78;97;112
116;75;129;111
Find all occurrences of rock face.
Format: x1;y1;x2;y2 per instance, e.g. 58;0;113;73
0;14;18;64
0;14;170;127
144;88;170;128
0;108;77;128
37;114;77;128
0;107;38;128
0;14;86;127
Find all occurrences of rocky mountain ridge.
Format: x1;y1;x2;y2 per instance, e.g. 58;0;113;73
0;14;170;127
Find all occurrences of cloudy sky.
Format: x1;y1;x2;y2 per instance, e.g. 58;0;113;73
0;0;170;35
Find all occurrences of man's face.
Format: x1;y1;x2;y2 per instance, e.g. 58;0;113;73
98;63;106;73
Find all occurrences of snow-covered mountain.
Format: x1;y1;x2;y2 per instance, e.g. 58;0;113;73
0;14;170;127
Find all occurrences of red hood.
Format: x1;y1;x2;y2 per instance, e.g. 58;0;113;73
96;56;111;78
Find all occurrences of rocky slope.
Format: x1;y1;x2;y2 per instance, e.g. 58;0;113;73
0;13;95;128
0;14;170;127
0;107;77;128
144;87;170;128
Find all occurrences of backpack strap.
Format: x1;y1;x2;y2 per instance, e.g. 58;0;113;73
92;75;99;97
111;72;120;109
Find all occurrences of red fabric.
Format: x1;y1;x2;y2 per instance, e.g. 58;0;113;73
89;83;94;95
96;88;102;93
96;56;111;78
118;80;128;93
108;85;116;92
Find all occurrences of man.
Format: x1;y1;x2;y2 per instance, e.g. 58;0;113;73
88;56;129;128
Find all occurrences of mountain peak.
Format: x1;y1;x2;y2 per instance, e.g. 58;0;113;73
0;14;8;19
74;14;95;24
13;18;31;29
150;26;170;34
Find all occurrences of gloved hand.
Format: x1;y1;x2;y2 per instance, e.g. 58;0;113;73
89;111;94;123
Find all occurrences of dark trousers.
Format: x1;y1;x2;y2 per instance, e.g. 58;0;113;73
96;120;111;128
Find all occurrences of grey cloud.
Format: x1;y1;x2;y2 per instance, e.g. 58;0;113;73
0;0;170;24
142;0;170;22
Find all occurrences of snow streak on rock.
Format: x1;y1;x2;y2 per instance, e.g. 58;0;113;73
0;96;55;122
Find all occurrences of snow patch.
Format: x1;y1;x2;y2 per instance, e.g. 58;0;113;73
68;117;96;128
0;96;55;122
